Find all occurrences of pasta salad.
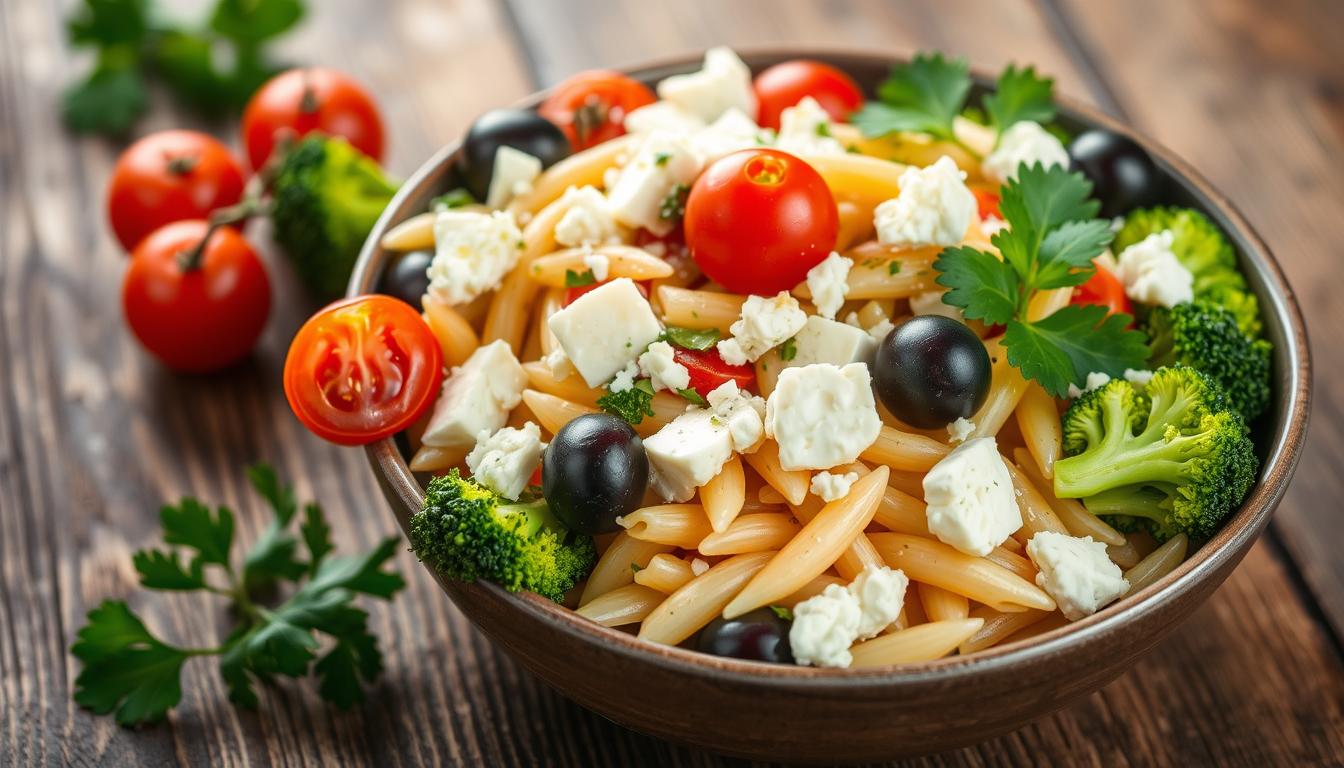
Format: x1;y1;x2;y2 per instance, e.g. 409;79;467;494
283;49;1271;669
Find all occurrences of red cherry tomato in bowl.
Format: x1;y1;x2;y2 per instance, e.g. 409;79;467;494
107;130;246;252
284;295;443;445
1072;261;1133;318
242;68;385;171
970;186;1002;221
753;60;864;131
684;148;839;295
122;220;271;373
673;347;756;397
539;70;656;151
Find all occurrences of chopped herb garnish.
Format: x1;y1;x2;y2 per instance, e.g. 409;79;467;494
815;122;833;138
630;562;644;574
888;261;902;275
778;337;798;362
677;388;707;406
597;379;655;425
659;183;690;221
653;152;671;167
565;269;597;287
662;326;721;351
431;188;475;210
769;605;793;621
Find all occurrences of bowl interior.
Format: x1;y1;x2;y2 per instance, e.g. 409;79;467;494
350;50;1311;685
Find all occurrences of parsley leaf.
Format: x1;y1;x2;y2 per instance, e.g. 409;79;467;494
133;549;208;591
1004;307;1148;396
677;388;707;406
597;379;656;425
1034;219;1114;289
984;65;1057;134
934;246;1020;326
662;326;720;351
565;269;597;288
242;464;307;591
62;59;148;136
72;601;191;725
852;52;970;140
209;0;305;44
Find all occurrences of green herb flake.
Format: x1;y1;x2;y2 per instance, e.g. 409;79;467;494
769;605;794;621
888;261;902;275
659;183;690;221
677;388;707;406
662;326;721;351
778;337;798;362
431;188;475;210
565;269;597;288
815;122;833;138
654;152;671;167
630;562;644;574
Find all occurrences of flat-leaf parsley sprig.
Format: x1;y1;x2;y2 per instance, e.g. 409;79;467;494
72;464;405;725
934;163;1149;396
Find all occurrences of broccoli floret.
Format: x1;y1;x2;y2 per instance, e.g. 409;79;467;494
1114;206;1262;337
1085;486;1180;541
409;470;596;602
1145;299;1271;421
270;135;399;298
1054;366;1258;542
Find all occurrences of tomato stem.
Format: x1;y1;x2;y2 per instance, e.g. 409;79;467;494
299;68;319;114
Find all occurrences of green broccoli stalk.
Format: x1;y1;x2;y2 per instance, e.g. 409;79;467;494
270;135;399;298
1053;366;1257;541
409;470;596;602
1113;206;1262;337
1144;299;1271;421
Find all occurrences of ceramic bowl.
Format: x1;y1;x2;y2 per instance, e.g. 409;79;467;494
349;51;1311;762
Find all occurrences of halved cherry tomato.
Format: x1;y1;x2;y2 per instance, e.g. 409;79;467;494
753;60;864;131
563;279;649;307
1072;262;1133;318
283;295;443;445
971;186;1001;221
242;68;385;171
538;70;656;151
107;130;246;252
673;347;756;397
684;148;838;295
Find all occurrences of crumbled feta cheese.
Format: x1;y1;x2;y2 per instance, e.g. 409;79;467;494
1115;230;1194;308
692;108;765;164
554;186;619;247
1026;531;1130;621
548;278;662;387
980;216;1008;237
638;340;691;393
705;381;766;453
981;121;1070;184
1066;371;1113;399
606;131;702;236
608;360;639;393
466;422;544;501
623;101;707;136
849;566;909;639
947;417;975;444
785;316;877;369
922;437;1021;556
582;251;611;282
656;46;757;122
775;96;845;156
1123;368;1155;387
643;408;734;502
909;289;965;322
789;583;863;667
874;156;977;247
805;252;852;320
866;318;894;342
485;146;542;208
542;346;574;380
715;292;807;365
765;363;882;471
422;341;527;448
690;557;710;576
427;210;525;306
810;470;859;503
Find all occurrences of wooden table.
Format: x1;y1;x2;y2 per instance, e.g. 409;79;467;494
3;0;1342;765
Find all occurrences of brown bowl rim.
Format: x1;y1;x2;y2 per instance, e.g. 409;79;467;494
350;48;1312;689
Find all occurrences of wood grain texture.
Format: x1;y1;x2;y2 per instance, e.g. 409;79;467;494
0;0;1340;765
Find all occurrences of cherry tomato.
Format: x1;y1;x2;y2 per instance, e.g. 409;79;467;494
284;295;443;445
106;131;246;252
122;220;270;373
563;279;648;307
673;347;756;397
538;70;656;151
753;60;864;131
241;68;385;171
684;149;838;295
971;186;1001;221
1072;261;1133;318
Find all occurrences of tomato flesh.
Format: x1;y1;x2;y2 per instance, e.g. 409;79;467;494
284;296;443;445
971;186;1002;221
1072;261;1134;319
753;60;864;131
673;347;756;397
538;70;656;151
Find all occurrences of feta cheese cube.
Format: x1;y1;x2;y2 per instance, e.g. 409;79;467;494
554;186;619;247
775;96;845;156
715;291;807;366
1115;230;1194;308
947;417;975;444
922;437;1022;556
427;210;526;306
784;316;877;370
606;131;703;236
638;340;691;393
548;278;662;387
706;381;766;453
692;108;766;164
874;155;977;248
656;46;757;122
765;363;882;471
789;583;863;667
485;146;542;208
849;566;908;639
1123;368;1155;387
804;252;852;320
1066;371;1113;399
1026;531;1130;620
810;470;858;503
623;101;707;136
608;360;640;393
643;408;734;502
466;422;544;501
981;121;1070;184
541;346;574;381
422;340;527;448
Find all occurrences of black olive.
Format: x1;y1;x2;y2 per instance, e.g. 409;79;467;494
460;108;571;201
543;413;648;535
696;607;794;664
377;248;433;308
873;315;991;429
1068;129;1164;218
